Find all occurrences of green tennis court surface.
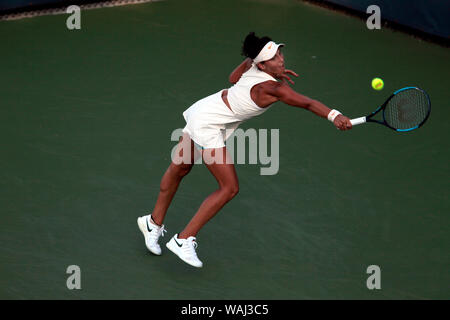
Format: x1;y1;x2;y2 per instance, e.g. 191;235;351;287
0;0;449;299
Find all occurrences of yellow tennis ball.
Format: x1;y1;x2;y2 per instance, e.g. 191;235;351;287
372;78;384;91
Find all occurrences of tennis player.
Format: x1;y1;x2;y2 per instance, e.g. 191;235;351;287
138;32;352;267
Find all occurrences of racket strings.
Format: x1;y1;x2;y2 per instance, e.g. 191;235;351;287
384;89;430;130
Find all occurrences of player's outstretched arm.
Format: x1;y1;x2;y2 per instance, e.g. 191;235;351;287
270;82;330;116
269;82;352;130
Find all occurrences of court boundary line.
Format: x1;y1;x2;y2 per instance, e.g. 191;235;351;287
0;0;164;21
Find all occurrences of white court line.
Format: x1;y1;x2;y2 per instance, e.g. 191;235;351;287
0;0;164;21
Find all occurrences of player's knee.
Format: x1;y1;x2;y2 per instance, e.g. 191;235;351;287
230;185;239;199
160;164;193;193
175;163;193;178
222;183;239;201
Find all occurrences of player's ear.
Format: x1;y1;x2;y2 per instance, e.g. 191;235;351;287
257;62;265;70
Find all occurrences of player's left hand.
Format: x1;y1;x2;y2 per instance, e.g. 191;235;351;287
280;69;299;85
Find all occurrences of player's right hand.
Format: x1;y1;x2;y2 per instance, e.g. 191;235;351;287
334;115;352;131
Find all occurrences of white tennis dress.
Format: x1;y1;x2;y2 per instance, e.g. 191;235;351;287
182;64;278;149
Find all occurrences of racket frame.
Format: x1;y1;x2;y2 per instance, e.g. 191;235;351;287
352;86;431;132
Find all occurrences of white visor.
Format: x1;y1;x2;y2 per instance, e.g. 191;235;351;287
253;41;284;64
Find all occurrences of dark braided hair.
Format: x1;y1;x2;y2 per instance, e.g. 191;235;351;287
241;32;272;59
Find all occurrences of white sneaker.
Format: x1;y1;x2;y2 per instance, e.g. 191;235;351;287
166;234;203;268
137;215;167;255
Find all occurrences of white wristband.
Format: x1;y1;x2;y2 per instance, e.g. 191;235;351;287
327;109;342;122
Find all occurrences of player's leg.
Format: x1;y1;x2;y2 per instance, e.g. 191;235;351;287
166;146;238;267
137;133;200;255
178;146;239;238
151;133;201;225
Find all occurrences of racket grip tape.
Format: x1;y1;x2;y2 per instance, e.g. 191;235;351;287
350;117;366;126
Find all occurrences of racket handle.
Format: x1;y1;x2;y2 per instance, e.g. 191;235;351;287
350;116;366;126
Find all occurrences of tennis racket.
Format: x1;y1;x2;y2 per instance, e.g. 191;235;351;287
350;86;431;132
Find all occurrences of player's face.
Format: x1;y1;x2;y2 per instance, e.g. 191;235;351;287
261;48;285;77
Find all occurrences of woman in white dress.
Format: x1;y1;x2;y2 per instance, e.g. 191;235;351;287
137;32;352;267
